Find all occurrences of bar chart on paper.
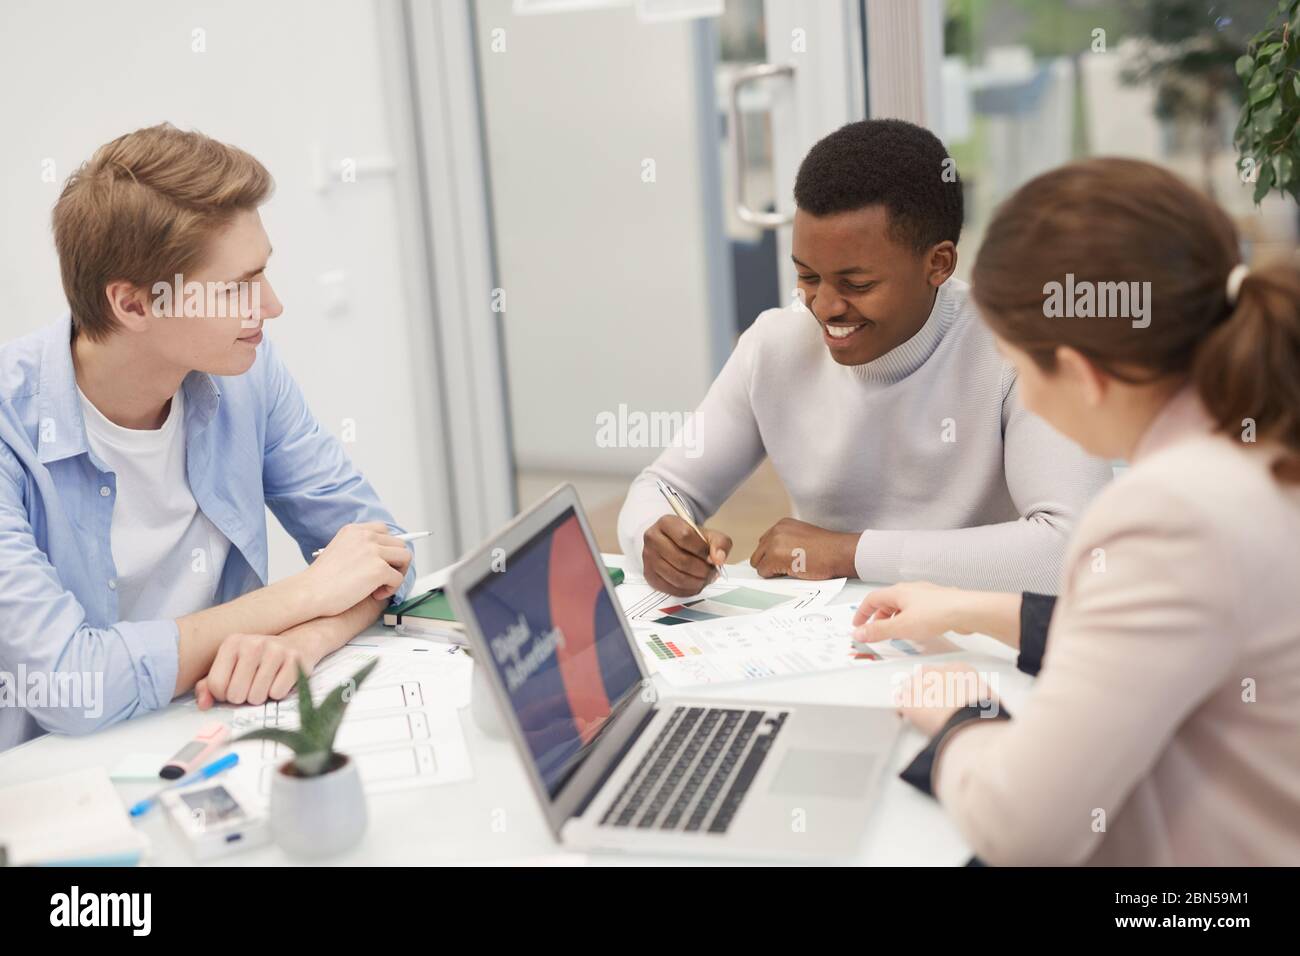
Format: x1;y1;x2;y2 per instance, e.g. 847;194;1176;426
620;578;845;628
653;586;792;625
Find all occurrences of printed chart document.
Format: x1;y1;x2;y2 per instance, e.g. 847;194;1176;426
634;603;962;688
619;577;845;628
228;635;473;804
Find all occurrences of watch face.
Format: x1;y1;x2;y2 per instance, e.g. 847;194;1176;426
179;784;244;826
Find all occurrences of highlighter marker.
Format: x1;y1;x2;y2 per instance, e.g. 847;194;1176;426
131;752;241;818
159;722;229;780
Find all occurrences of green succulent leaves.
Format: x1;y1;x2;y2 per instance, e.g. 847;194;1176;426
234;658;378;777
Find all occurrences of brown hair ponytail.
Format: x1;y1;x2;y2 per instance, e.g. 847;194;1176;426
1193;265;1300;480
971;157;1300;481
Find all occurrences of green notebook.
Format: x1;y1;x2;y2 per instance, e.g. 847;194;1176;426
383;565;626;630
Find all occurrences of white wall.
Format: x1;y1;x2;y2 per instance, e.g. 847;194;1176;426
0;0;455;577
474;0;719;476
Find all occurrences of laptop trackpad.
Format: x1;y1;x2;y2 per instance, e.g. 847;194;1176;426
768;749;875;799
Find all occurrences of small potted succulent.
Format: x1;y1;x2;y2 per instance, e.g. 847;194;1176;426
236;659;376;859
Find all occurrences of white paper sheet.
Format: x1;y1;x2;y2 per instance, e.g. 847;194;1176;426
636;603;962;688
227;638;473;804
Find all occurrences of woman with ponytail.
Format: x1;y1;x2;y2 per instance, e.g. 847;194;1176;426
856;158;1300;865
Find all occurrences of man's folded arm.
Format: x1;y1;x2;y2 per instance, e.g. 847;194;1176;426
617;330;766;569
0;444;337;733
854;378;1112;591
854;512;1073;592
0;451;178;734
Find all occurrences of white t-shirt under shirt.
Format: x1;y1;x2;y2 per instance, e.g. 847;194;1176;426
78;387;231;622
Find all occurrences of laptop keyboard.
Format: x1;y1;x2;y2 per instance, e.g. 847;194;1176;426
598;705;788;835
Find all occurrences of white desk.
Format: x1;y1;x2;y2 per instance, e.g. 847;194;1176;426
0;558;1034;866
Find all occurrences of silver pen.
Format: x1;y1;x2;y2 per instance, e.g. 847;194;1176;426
654;479;727;580
311;529;432;559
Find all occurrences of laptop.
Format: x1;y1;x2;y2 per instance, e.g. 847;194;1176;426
445;484;901;860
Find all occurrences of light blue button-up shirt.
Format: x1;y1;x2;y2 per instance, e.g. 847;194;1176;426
0;316;415;750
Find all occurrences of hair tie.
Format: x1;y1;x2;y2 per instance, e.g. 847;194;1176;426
1226;263;1250;305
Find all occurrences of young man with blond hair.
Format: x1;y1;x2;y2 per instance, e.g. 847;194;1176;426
0;124;415;749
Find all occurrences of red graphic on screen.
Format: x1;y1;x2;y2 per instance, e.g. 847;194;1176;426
548;516;612;744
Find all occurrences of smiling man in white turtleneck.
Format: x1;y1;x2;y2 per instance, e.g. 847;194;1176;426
618;119;1112;597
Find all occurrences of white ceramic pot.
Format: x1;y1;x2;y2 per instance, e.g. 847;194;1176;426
269;754;367;859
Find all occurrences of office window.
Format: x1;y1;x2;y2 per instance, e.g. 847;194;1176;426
940;0;1299;277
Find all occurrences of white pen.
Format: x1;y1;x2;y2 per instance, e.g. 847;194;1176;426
312;530;432;558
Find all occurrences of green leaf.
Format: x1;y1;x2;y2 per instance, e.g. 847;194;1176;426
1258;42;1283;59
313;658;379;756
237;659;384;778
1254;97;1284;135
1294;75;1300;99
294;665;317;740
1254;160;1276;203
293;751;333;776
1250;81;1278;105
233;727;313;753
1236;55;1255;81
1278;153;1295;188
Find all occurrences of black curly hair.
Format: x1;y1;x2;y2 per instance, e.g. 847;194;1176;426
793;119;963;252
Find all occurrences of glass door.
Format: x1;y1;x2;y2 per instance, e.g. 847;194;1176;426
417;0;876;555
470;0;741;549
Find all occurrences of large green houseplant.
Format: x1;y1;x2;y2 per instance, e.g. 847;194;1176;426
1235;0;1300;202
1119;0;1275;197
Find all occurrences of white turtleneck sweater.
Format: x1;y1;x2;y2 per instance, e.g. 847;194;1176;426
616;278;1113;592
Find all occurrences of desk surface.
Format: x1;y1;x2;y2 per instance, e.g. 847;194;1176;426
0;558;1032;866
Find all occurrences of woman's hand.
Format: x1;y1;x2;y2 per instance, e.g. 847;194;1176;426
853;581;966;644
853;582;1023;649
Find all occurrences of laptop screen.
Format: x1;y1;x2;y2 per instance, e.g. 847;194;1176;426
465;507;643;798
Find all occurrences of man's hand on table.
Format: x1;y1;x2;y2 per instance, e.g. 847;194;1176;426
750;518;858;580
194;627;330;709
194;594;387;709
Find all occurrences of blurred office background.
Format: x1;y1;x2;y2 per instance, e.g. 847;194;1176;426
2;0;1295;579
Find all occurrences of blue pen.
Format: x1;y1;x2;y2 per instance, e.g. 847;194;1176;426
128;751;239;818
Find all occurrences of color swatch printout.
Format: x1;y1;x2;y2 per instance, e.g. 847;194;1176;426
620;578;845;628
653;586;792;624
